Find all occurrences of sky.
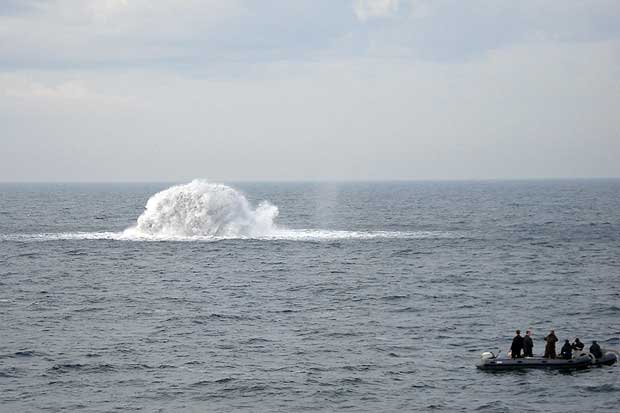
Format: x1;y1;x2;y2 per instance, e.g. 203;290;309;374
1;0;619;182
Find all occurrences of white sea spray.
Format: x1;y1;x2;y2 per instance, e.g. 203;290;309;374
123;180;278;238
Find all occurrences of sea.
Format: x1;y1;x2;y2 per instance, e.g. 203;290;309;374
1;179;619;412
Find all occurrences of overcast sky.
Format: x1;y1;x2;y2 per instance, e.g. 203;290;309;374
1;0;619;182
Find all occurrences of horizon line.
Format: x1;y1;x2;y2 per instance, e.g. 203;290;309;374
1;177;619;184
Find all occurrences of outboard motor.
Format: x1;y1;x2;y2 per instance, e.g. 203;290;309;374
481;351;496;360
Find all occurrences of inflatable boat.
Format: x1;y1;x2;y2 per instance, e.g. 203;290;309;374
477;350;618;371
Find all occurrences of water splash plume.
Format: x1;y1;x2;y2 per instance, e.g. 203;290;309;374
123;180;278;238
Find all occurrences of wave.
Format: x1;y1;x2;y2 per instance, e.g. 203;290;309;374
0;180;462;242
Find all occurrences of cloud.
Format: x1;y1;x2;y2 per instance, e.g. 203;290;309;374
1;0;620;70
0;0;250;69
1;37;619;181
0;0;46;16
358;0;620;61
353;0;400;21
0;74;135;107
89;0;130;18
5;80;92;100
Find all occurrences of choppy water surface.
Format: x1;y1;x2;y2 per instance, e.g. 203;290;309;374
1;180;619;412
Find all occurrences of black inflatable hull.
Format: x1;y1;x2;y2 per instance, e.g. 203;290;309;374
594;352;618;367
477;351;617;371
478;356;591;370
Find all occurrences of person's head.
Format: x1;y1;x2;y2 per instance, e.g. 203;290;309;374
575;338;581;343
516;330;521;335
565;339;570;344
592;340;597;345
526;330;531;336
550;329;555;334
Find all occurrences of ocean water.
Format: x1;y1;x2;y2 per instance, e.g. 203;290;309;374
1;180;619;412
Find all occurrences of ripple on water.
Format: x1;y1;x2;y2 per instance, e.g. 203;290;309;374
48;363;116;374
584;384;620;393
0;367;23;378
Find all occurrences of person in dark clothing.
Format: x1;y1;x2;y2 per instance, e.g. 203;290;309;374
523;330;534;357
590;341;603;359
571;338;584;351
510;330;524;359
560;340;572;359
544;330;558;359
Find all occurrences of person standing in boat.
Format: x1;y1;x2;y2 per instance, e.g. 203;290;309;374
543;329;558;359
571;338;584;351
560;339;572;359
510;330;524;358
523;330;534;357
